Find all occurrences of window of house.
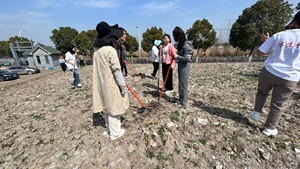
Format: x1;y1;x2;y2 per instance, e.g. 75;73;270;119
45;55;49;64
36;56;41;64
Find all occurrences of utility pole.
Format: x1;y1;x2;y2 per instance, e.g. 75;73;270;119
224;19;234;42
19;30;26;39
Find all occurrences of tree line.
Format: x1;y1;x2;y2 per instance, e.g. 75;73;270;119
0;1;299;57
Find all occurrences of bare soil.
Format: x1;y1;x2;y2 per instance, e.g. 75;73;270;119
0;62;300;169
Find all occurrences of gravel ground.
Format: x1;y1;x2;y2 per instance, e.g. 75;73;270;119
0;62;300;169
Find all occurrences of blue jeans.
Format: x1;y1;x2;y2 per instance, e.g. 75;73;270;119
70;69;80;86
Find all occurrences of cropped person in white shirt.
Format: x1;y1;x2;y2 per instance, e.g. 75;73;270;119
248;11;300;136
65;45;82;88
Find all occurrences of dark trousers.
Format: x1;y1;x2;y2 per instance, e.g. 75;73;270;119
162;63;173;90
254;67;297;129
121;60;128;76
60;63;67;72
152;62;159;77
80;60;85;67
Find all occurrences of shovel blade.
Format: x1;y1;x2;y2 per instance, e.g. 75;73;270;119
138;107;146;113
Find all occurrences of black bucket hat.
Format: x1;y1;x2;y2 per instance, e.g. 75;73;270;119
96;21;123;39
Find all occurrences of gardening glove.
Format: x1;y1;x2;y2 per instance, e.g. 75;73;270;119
113;70;127;96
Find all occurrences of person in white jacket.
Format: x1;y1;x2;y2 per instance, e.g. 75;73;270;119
93;21;129;141
248;11;300;136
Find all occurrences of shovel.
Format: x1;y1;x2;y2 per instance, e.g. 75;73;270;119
124;60;138;75
125;84;146;113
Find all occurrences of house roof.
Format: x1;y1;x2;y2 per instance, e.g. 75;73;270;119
23;46;61;56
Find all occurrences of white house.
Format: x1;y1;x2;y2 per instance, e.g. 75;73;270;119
23;45;61;69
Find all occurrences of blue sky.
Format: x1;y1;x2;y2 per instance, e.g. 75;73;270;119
0;0;298;46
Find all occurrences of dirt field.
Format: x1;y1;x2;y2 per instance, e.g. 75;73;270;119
0;62;299;169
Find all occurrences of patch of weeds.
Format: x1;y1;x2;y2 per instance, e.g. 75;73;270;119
170;111;180;122
239;78;247;83
2;142;13;149
248;76;258;82
8;148;17;155
158;126;167;145
276;142;287;150
28;124;35;131
200;139;208;145
185;139;195;148
156;151;174;163
174;111;180;116
156;151;168;161
155;165;161;169
54;105;62;108
35;140;45;146
232;131;246;140
146;149;156;159
282;114;287;119
210;145;218;151
29;114;45;121
183;157;199;167
230;154;238;160
49;139;55;144
151;134;156;140
143;133;150;143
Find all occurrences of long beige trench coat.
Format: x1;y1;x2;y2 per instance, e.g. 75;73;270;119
93;46;129;116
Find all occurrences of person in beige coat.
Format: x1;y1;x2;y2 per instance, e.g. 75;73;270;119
93;21;129;140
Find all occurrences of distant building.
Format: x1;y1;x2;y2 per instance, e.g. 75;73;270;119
23;45;61;69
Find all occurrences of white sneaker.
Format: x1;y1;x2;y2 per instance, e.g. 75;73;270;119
262;128;278;136
248;111;261;122
102;131;109;137
165;90;174;94
110;129;125;140
76;84;82;88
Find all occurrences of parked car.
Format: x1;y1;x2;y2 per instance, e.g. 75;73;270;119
0;69;19;81
6;66;40;75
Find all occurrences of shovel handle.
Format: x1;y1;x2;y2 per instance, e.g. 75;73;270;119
126;84;146;108
158;60;173;100
124;60;138;75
